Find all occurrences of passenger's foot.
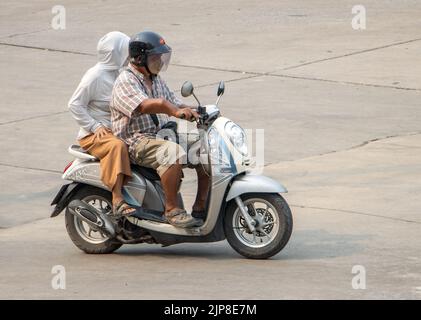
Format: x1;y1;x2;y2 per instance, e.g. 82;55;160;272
191;209;206;220
113;200;136;217
165;208;201;228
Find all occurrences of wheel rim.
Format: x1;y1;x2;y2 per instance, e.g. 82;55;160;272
73;195;111;244
232;198;280;248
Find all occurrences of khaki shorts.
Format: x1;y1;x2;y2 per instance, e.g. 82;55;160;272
134;133;200;177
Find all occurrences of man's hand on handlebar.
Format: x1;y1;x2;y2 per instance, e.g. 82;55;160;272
174;107;199;122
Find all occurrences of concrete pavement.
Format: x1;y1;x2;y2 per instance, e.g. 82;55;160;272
0;0;420;299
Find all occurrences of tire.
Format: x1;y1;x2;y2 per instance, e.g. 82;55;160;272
65;185;122;254
224;193;293;259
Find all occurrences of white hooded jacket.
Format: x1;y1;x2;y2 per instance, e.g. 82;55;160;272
68;31;130;140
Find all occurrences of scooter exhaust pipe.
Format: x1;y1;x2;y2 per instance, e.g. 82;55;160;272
67;200;116;237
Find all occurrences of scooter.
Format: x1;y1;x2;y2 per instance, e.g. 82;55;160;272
50;80;293;259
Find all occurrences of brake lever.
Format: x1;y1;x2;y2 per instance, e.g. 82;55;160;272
179;113;199;123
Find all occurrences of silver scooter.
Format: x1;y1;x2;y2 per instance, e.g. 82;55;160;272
51;81;293;259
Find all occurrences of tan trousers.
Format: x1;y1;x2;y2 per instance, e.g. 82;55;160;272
79;132;132;191
134;133;200;177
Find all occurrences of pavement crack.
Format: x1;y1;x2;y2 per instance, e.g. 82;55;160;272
0;163;61;174
0;42;94;56
268;74;421;92
265;131;421;166
0;41;269;76
0;111;67;126
280;37;421;71
171;63;262;76
0;28;51;40
0;216;53;231
194;74;265;90
291;204;421;224
382;142;421;149
346;131;421;151
3;37;421;95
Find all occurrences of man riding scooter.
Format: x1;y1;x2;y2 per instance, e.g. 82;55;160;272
111;31;209;228
52;30;292;257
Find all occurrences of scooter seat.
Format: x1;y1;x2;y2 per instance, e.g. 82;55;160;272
68;145;161;181
132;165;161;181
68;145;97;161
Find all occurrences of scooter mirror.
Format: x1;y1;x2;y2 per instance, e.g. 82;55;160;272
217;81;225;96
181;81;194;97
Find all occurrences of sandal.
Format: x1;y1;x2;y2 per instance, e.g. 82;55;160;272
113;200;136;217
191;209;206;220
165;208;201;228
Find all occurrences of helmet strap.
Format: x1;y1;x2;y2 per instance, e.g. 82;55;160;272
130;56;156;79
130;55;143;67
131;53;157;78
145;64;153;76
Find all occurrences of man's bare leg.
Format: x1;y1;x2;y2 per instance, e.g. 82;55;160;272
112;173;135;215
192;165;210;212
161;162;183;213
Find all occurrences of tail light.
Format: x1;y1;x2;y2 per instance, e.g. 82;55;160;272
63;161;73;173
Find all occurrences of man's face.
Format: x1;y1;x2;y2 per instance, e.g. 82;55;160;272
147;52;171;75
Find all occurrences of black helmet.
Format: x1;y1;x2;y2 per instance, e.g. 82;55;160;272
129;31;172;75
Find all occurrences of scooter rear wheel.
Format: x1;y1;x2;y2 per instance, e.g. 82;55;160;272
65;185;122;254
224;193;293;259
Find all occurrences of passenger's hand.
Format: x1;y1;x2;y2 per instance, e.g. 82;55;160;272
175;108;199;122
94;126;109;140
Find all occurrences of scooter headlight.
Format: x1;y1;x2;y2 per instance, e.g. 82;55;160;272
225;121;248;155
208;127;219;156
207;127;231;170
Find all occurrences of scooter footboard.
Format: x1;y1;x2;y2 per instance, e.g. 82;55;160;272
225;174;287;201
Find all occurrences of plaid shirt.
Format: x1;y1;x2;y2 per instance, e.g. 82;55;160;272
111;64;182;159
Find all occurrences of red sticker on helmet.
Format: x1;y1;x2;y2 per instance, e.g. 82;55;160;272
159;38;165;44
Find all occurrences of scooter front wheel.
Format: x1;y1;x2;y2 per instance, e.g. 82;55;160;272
224;193;293;259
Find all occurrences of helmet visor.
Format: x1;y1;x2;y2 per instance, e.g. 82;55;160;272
147;51;172;74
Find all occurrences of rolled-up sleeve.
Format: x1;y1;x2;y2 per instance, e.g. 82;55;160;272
113;73;148;118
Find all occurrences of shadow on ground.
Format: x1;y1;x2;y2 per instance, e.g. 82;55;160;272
111;229;370;261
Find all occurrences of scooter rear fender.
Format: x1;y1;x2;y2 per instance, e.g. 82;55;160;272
50;182;83;217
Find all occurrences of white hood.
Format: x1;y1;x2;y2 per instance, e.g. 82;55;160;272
96;31;130;70
68;31;130;140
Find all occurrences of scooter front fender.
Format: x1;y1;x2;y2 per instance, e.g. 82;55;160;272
225;173;287;202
